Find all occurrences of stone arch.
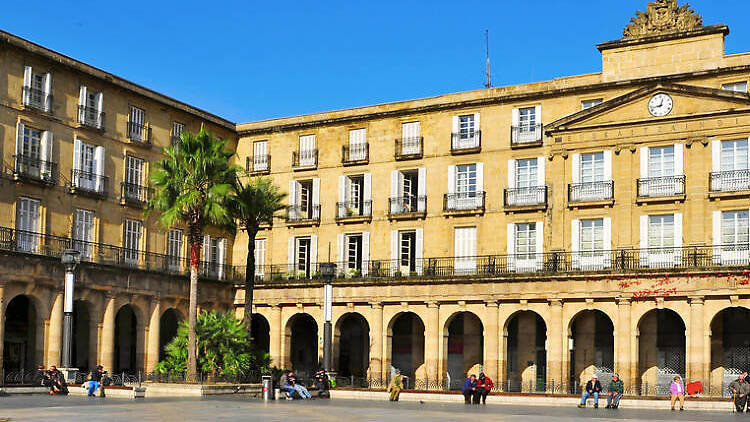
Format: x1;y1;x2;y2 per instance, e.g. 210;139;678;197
637;308;686;395
250;313;271;355
114;304;139;374
284;313;318;378
442;311;483;390
503;310;547;392
333;312;370;379
386;311;425;385
72;299;94;370
159;308;183;362
709;306;750;396
3;294;39;372
567;309;614;391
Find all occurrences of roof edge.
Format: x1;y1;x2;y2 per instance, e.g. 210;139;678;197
596;25;729;52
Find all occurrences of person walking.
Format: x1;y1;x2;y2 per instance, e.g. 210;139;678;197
476;372;493;404
577;375;602;408
605;373;624;409
388;370;402;402
462;374;477;404
729;372;750;413
669;375;686;411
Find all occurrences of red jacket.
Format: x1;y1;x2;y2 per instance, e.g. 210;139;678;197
478;376;494;391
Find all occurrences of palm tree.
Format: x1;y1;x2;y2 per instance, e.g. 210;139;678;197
233;176;286;337
147;126;238;376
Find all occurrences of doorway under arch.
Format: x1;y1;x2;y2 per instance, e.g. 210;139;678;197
505;311;547;392
710;307;750;397
568;309;614;392
637;308;686;395
334;312;370;378
3;295;37;373
114;305;138;374
443;312;483;390
286;313;318;378
159;308;183;362
387;312;425;387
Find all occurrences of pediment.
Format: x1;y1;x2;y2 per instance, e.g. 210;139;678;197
546;83;750;133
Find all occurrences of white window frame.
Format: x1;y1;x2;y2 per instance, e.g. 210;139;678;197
454;227;477;275
16;197;40;252
254;238;266;278
722;81;748;93
641;214;682;268
167;228;184;270
123;219;142;264
581;99;603;110
128;106;145;141
714;210;750;265
73;209;94;259
252;140;269;171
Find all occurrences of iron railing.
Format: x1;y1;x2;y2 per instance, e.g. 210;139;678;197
22;86;52;112
70;169;108;197
120;182;151;206
395;137;423;160
78;105;105;129
504;186;547;207
450;130;481;152
342;143;369;164
710;169;750;192
286;205;321;223
568;181;614;202
292;149;318;168
510;124;543;146
13;154;56;184
336;200;372;219
170;135;181;146
247;155;271;173
389;196;427;216
127;121;152;143
637;175;685;197
443;192;485;212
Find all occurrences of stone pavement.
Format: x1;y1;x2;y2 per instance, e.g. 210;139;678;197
0;395;742;421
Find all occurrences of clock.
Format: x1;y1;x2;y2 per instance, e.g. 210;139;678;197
648;93;673;117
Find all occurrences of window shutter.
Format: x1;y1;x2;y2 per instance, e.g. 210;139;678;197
362;232;370;275
536;221;544;255
217;238;226;279
390;230;398;275
473;113;480;131
417;167;426;212
603;150;613;180
507;223;516;271
79;86;87;107
43;73;51;110
534;105;542;126
72;139;82;175
338;175;346;203
712;210;722;264
451;116;459;134
23;66;32;87
96;92;104;114
639;215;648;266
40;131;53;177
309;235;318;271
537;156;545;187
448;165;456;194
288;180;297;207
94;146;105;192
603;217;612;251
476;162;484;193
674;213;683;248
337;233;345;266
572;153;581;183
363;173;372;204
674;144;683;176
711;140;721;172
312;178;320;206
571;219;581;253
288;237;295;273
202;235;210;262
390;170;399;213
415;228;424;275
15;121;24;158
507;159;516;187
511;108;519;127
640;147;649;179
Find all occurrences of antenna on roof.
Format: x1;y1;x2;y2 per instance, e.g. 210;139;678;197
484;29;492;89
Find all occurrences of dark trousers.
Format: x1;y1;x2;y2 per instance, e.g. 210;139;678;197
736;394;748;412
463;391;473;403
478;389;489;404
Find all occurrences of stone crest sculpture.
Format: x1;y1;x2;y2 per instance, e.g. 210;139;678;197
623;0;703;38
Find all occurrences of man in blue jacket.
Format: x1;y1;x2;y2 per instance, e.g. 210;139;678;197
577;375;602;408
462;374;477;404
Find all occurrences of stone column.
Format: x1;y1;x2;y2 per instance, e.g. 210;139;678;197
616;298;633;387
484;301;499;383
368;302;384;382
424;301;440;387
688;296;705;382
269;305;282;368
547;299;564;391
0;285;5;370
47;292;64;367
146;298;161;373
100;295;116;372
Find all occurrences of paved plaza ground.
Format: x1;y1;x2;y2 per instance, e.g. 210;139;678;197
0;395;741;421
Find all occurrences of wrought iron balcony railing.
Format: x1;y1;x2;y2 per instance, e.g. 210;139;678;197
70;169;108;197
637;175;685;197
450;131;481;152
127;121;152;143
120;182;151;206
286;205;321;223
336;200;372;219
395;137;423;160
709;169;750;193
510;124;543;146
292;149;318;169
78;105;105;130
22;86;52;112
13;154;56;184
443;191;485;212
389;196;427;216
342;143;369;164
247;155;271;173
568;181;614;203
504;186;547;207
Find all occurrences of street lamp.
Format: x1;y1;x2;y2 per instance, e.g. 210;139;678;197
320;262;336;372
61;249;81;371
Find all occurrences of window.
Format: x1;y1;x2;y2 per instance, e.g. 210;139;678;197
78;86;103;128
289;178;320;221
712;139;750;192
722;210;749;246
20;126;42;160
16;197;40;252
23;67;50;111
298;134;316;166
648;215;675;250
123;219;142;263
346;234;363;272
399;231;416;272
390;169;425;214
254;239;266;278
722;82;748;93
454;227;477;274
581;99;603;110
252;140;269;171
515;159;538;189
17;125;44;179
202;235;226;278
348;128;367;161
400;121;421;155
295;237;311;276
721;139;749;172
73;209;94;259
648;146;675;177
72;140;101;192
572;218;610;270
580;152;605;183
580;219;604;253
172;122;185;146
518;107;537;132
299;180;312;216
514;223;537;259
456;164;477;194
167;229;184;269
458;115;475;139
128;106;145;141
125;156;144;185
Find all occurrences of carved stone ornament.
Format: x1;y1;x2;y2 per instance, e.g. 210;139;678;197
623;0;703;38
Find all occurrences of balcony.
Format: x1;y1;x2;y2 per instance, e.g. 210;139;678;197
127;121;152;144
78;105;105;130
709;170;750;195
504;186;548;210
395;137;423;160
286;205;321;225
342;143;369;165
443;192;485;214
637;175;686;201
70;169;108;198
450;131;481;154
13;155;56;185
388;196;427;219
336;200;372;222
292;149;318;170
510;124;543;148
120;182;151;207
568;181;614;205
247;155;271;175
22;86;52;112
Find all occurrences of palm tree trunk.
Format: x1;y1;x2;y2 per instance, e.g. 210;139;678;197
187;229;200;377
244;227;257;339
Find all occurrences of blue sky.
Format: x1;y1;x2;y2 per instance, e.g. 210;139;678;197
4;1;750;122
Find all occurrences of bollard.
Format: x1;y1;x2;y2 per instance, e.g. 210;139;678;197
262;375;273;401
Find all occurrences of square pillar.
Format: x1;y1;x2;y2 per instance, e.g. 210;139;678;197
483;301;499;384
547;299;564;391
424;301;439;387
368;302;383;382
688;296;706;383
616;298;633;387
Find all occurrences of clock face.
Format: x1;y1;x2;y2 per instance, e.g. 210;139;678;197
648;93;673;117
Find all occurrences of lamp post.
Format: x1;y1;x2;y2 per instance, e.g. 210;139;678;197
320;262;336;372
61;249;81;371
